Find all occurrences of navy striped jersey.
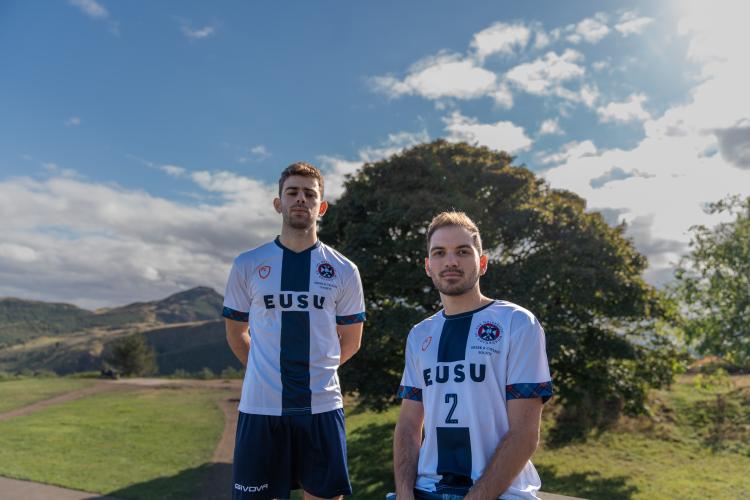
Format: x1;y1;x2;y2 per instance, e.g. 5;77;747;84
397;300;553;499
223;237;365;416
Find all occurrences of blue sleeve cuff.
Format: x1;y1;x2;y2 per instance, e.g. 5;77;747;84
336;312;366;325
397;385;423;402
506;381;553;404
222;306;249;322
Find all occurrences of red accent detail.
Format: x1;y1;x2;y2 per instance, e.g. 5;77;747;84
258;265;271;279
422;336;432;351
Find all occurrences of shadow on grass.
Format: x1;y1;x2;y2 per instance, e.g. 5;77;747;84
107;462;232;500
347;422;395;500
537;464;637;500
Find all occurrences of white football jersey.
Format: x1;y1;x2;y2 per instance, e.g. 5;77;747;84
398;300;553;499
223;238;365;416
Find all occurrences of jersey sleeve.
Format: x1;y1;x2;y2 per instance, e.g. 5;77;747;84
222;258;251;322
506;316;553;403
396;332;423;402
335;266;366;325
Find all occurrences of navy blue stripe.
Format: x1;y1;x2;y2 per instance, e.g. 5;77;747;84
280;310;311;414
435;426;473;493
336;312;366;325
437;315;473;363
279;247;312;414
222;306;249;322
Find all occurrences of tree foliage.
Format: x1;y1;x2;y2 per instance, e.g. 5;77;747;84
674;195;750;368
321;140;677;435
106;334;157;377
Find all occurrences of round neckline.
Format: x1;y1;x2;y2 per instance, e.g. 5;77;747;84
442;300;496;319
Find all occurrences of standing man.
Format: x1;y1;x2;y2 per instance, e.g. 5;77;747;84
393;212;553;500
223;162;366;500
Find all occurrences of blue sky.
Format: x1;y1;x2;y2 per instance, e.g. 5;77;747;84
1;1;749;307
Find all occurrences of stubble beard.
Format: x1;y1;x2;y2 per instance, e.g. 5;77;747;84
283;208;316;230
432;268;481;297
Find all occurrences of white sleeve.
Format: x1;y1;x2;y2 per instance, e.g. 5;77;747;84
335;266;366;325
221;258;252;322
506;316;553;403
397;332;423;402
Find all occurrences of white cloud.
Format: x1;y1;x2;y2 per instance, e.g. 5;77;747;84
160;164;186;177
250;145;270;159
597;93;651;123
179;20;216;40
579;83;600;108
64;116;81;127
69;0;108;19
615;11;655;36
538;118;563;136
506;49;585;95
471;22;531;60
371;52;498;101
539;140;596;165
542;3;750;286
443;112;532;154
566;14;610;44
0;173;279;307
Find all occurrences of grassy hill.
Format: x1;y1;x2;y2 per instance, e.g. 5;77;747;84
0;287;230;375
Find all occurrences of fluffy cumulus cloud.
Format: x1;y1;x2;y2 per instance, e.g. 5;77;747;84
543;2;750;285
471;22;531;60
371;52;497;101
443;112;532;153
566;13;610;44
538;118;563;136
615;11;655;36
0;172;279;308
505;49;585;95
597;93;651;123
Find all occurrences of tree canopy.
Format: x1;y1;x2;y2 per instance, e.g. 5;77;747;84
674;196;750;369
321;140;677;436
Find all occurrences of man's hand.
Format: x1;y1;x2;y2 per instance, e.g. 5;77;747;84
464;397;543;499
225;318;250;366
393;399;424;500
337;323;363;365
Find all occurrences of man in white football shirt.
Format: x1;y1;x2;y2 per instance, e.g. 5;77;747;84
223;162;365;500
393;212;553;500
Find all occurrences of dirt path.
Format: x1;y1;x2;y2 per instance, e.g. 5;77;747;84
0;475;120;500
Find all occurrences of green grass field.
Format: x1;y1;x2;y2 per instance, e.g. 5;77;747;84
0;385;224;499
1;376;748;499
0;377;94;413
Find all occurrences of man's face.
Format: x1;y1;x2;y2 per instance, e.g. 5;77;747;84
274;175;327;230
425;226;487;297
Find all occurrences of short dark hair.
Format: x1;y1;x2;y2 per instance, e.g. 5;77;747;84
426;211;483;254
278;162;324;198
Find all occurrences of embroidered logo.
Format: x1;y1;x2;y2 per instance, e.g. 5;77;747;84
317;261;336;280
477;322;502;344
258;265;271;279
422;336;432;351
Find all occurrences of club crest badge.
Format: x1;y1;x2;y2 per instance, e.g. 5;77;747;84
422;336;432;351
317;261;336;280
258;265;271;279
477;322;502;344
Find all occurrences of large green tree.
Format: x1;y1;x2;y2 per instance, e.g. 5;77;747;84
321;140;677;436
674;195;750;368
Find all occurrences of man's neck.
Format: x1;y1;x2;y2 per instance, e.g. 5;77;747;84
441;288;494;316
278;226;318;252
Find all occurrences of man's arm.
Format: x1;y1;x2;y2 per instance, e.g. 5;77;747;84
464;397;543;500
225;318;250;366
393;399;424;500
337;322;363;365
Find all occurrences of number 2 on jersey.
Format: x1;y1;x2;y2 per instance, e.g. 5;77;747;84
445;393;458;424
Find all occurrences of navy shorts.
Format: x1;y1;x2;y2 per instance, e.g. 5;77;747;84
231;408;351;499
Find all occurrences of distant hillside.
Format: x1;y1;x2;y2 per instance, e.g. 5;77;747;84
145;320;243;375
0;287;223;349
